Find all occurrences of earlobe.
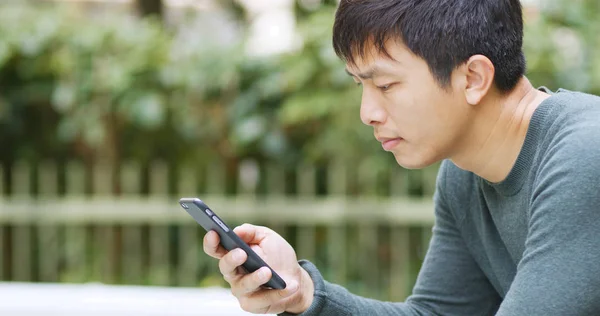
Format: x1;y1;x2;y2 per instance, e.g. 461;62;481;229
464;55;495;106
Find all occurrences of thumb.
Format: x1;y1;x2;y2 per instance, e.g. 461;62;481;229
277;279;299;298
252;279;299;303
234;223;267;244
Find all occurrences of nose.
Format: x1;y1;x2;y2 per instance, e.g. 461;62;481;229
359;90;386;126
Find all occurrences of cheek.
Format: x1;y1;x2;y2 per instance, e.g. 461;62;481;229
393;91;441;128
411;92;460;142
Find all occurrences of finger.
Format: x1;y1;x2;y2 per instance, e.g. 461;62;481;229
219;248;247;283
243;278;300;311
233;223;268;244
250;244;267;259
203;231;227;259
235;266;272;295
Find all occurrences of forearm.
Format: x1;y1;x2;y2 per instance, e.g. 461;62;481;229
279;260;425;316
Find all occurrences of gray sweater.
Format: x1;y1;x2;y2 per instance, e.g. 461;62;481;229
281;88;600;316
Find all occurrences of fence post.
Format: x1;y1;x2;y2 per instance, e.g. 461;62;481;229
62;160;88;283
422;164;439;197
149;160;169;198
90;160;116;283
206;161;226;196
358;222;379;297
177;225;199;287
357;159;378;196
297;162;315;197
296;163;316;262
0;163;4;280
327;159;346;196
238;159;259;197
93;159;113;196
121;161;140;196
148;160;170;286
390;166;410;197
91;225;116;284
265;163;286;235
178;162;198;197
121;161;143;285
0;163;4;198
390;226;411;301
11;161;31;282
37;160;60;283
66;160;86;196
326;159;347;285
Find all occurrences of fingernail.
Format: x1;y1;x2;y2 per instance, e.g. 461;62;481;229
233;249;243;261
259;268;269;280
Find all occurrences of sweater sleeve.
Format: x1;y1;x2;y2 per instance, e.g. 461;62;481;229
279;161;502;316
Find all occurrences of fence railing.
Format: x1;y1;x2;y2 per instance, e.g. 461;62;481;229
0;159;439;302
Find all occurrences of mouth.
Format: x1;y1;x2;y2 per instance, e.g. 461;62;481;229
378;137;404;151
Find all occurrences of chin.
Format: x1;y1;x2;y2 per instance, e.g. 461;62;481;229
392;152;438;170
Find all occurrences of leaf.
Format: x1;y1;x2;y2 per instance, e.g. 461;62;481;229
51;81;76;113
232;116;267;146
278;90;340;125
119;93;166;129
0;41;11;68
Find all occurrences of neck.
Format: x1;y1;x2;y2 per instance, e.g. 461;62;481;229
450;77;551;183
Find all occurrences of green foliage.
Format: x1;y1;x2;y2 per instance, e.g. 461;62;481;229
524;0;600;95
0;0;598;170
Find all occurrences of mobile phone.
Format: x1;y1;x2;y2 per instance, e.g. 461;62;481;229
178;197;287;290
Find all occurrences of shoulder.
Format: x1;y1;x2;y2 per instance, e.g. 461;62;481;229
532;90;600;201
540;89;600;134
535;90;600;166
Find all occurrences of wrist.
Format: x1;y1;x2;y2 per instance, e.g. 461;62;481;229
286;267;314;314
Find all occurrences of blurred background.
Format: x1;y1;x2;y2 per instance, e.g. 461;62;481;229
0;0;598;313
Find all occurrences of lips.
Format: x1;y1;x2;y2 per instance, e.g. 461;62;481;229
377;137;404;151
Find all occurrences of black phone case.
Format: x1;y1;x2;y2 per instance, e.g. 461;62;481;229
179;198;287;290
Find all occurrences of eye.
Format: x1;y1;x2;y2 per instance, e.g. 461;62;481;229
377;83;394;92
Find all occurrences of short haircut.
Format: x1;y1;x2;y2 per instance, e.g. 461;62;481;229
333;0;526;93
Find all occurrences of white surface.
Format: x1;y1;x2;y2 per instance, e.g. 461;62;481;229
0;282;259;316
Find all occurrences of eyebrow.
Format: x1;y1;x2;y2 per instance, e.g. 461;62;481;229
345;64;397;80
345;68;376;80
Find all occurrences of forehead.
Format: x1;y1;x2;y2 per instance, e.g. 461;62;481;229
345;39;416;74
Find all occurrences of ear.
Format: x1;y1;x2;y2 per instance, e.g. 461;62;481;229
463;55;495;105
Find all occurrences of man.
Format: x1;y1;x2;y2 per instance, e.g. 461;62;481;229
204;0;600;315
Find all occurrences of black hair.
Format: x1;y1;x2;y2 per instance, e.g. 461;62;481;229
333;0;526;92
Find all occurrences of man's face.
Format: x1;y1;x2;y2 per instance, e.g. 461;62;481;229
345;41;472;169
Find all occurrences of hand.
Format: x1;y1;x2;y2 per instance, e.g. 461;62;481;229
203;223;314;314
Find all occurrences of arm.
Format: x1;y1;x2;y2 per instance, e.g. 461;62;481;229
281;162;501;316
495;134;600;315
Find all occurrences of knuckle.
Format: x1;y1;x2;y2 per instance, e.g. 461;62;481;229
236;223;250;231
254;270;266;284
224;251;235;265
202;244;211;256
241;275;256;293
223;273;235;284
230;285;242;298
276;290;286;299
275;286;292;299
218;257;229;274
202;236;209;252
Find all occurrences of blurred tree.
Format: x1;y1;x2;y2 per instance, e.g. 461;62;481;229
0;0;598;195
524;0;600;95
136;0;163;18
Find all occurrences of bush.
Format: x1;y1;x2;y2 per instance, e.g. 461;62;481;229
0;0;598;172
